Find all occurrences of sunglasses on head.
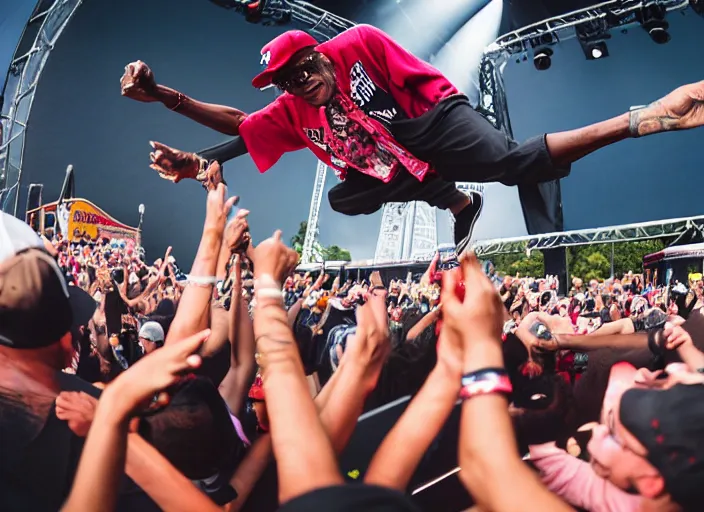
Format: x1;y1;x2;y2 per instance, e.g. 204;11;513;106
274;53;320;91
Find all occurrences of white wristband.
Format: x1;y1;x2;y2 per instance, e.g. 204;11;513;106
256;288;284;300
187;275;218;286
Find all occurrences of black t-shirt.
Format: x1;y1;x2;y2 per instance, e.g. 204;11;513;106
0;372;101;512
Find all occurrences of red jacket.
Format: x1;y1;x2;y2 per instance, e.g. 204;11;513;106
239;24;460;182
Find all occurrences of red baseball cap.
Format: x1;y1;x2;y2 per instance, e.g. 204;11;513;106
252;30;319;89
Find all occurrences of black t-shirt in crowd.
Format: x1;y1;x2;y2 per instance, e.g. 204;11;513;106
0;372;101;511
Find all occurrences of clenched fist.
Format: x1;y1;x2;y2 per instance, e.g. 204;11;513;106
120;60;160;103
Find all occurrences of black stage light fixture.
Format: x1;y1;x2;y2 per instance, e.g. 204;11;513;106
639;3;671;44
533;48;553;71
578;37;610;60
691;0;704;17
587;41;609;59
576;21;611;61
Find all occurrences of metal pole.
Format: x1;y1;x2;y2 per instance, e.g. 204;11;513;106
564;248;570;296
610;242;615;278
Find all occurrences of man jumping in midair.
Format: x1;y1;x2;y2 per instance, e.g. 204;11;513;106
120;25;704;252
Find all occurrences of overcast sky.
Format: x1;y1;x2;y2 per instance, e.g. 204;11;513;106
19;0;704;265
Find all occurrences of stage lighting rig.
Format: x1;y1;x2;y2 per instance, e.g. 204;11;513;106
576;21;611;60
533;48;553;70
638;3;671;43
207;0;288;24
528;32;557;71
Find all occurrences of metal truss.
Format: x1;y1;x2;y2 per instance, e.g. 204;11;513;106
208;0;355;41
1;0;84;216
485;0;689;59
301;159;328;264
374;202;408;263
471;215;704;257
405;201;438;262
476;0;692;131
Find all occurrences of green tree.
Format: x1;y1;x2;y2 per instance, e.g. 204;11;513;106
290;221;307;256
489;239;668;282
611;239;666;277
290;221;353;262
322;245;352;262
490;251;544;277
568;239;667;281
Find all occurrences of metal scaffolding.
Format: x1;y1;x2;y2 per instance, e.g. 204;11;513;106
301;160;328;264
476;0;691;132
1;0;84;216
470;215;704;257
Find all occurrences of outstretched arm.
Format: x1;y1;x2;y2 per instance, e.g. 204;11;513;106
120;60;247;136
197;135;250;164
156;84;247;135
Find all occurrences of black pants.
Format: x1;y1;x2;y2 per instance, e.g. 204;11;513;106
329;95;571;216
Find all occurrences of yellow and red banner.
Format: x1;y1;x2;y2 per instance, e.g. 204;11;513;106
67;199;138;244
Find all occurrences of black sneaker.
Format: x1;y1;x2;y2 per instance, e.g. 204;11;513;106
454;192;483;256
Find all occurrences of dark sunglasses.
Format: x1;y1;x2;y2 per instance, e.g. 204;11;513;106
274;53;320;91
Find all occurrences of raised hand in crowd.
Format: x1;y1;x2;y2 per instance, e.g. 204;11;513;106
61;329;209;512
340;278;390;394
224;207;251;254
166;183;235;346
301;268;329;300
441;253;570;512
252;230;300;286
420;251;440;286
365;283;458;491
250;232;342;503
205;174;238;231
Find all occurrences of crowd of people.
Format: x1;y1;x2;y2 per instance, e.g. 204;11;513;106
3;173;704;512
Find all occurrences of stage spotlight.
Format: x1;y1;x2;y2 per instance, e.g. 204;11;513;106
639;4;671;44
579;39;609;60
643;20;671;43
533;48;553;71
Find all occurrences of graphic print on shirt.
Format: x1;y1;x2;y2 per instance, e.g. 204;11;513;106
303;127;347;169
349;61;406;130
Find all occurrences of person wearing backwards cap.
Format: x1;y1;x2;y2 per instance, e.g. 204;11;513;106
121;25;704;252
0;212;99;511
587;361;704;511
138;320;165;355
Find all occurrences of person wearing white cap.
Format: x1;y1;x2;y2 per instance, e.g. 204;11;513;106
138;321;165;355
0;212;98;510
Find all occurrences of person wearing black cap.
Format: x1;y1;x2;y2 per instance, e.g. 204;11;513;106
121;25;704;252
588;362;704;511
0;212;98;511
